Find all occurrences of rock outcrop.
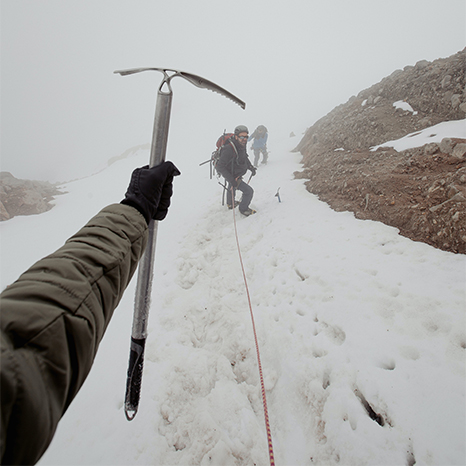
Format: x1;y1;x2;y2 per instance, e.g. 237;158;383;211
294;48;466;254
0;172;64;221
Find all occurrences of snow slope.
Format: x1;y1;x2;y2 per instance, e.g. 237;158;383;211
1;127;465;465
371;118;466;152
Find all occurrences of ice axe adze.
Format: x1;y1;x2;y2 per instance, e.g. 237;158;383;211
114;68;245;421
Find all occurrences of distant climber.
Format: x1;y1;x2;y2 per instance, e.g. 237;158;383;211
249;125;268;166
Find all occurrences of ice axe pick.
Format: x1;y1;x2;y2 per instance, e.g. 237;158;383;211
275;187;281;203
114;68;245;421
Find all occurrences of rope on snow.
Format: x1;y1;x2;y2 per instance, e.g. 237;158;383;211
231;191;275;466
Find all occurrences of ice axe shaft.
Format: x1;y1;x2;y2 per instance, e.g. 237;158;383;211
123;89;171;421
115;68;244;421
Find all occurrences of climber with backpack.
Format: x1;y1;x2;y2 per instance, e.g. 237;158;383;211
215;125;257;216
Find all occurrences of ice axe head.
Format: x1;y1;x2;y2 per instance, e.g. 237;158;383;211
114;67;246;108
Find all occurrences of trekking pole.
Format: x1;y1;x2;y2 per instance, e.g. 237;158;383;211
220;180;227;205
114;67;245;421
198;158;214;179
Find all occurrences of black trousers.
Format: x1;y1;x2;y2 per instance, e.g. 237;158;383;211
227;180;254;212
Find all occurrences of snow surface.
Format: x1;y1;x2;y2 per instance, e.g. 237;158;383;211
371;118;466;152
1;125;465;466
393;101;418;115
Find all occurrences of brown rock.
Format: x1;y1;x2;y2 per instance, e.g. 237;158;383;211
294;48;466;254
440;138;454;154
452;143;466;159
0;172;64;221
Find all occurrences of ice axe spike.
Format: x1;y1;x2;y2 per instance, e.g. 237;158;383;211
275;188;281;203
115;68;245;421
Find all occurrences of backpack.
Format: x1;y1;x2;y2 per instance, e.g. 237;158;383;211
199;131;238;181
210;132;236;178
216;132;234;149
198;131;243;206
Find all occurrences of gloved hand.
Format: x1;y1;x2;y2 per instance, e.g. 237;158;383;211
121;161;181;224
250;167;257;176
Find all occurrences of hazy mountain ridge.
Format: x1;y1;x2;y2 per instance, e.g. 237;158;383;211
0;144;152;221
295;48;466;254
2;49;466;254
0;172;64;221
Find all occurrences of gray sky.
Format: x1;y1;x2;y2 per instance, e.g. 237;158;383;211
1;0;465;182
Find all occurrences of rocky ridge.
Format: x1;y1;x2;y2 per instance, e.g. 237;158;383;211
0;172;64;221
294;48;466;254
0;144;152;222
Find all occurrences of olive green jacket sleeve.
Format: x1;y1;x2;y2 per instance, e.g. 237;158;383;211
0;203;148;465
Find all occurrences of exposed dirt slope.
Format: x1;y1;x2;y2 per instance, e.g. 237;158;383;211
294;48;466;254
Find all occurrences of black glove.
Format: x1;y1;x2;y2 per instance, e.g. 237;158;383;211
121;161;181;224
250;167;257;176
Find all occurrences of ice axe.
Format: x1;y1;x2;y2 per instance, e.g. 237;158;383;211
115;68;245;421
275;187;281;203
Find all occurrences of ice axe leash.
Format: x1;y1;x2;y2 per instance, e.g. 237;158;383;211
114;68;245;421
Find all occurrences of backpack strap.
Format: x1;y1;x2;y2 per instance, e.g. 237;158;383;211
228;139;239;175
228;138;238;156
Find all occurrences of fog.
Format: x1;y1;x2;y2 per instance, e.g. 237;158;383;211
1;0;465;182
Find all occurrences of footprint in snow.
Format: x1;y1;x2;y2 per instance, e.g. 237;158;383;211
314;319;347;346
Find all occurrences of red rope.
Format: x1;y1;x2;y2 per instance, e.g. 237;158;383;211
231;192;275;466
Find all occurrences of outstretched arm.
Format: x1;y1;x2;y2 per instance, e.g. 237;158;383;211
0;162;180;465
